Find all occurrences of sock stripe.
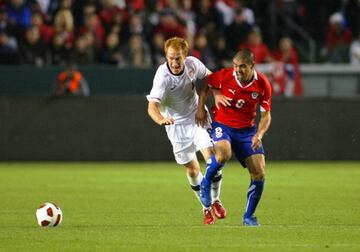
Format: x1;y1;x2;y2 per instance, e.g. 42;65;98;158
212;174;222;183
245;191;255;214
191;184;200;191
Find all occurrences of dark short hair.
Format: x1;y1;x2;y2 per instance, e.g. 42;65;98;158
233;48;255;64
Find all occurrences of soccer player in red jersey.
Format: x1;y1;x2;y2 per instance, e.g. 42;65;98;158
196;48;272;226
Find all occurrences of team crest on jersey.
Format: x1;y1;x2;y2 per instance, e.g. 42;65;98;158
251;92;259;99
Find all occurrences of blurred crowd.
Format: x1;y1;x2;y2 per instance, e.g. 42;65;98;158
0;0;359;96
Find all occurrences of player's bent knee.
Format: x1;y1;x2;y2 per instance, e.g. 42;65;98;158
184;162;200;177
186;169;198;177
215;151;231;164
252;173;265;181
251;169;265;181
215;153;230;164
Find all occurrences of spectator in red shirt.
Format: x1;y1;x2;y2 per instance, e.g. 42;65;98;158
98;0;128;33
31;12;54;45
126;0;145;12
78;13;106;52
238;27;271;63
271;36;303;97
153;11;186;41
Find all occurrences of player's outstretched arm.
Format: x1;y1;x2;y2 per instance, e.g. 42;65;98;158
252;111;271;150
195;77;210;127
148;101;175;126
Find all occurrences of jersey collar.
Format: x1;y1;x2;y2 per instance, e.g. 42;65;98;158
166;63;185;77
232;69;258;88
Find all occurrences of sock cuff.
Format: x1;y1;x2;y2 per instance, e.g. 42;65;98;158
212;174;222;183
190;184;200;191
251;179;265;186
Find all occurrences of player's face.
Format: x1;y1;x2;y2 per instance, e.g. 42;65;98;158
166;47;186;75
233;58;254;83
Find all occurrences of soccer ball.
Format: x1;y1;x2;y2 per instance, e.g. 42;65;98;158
36;202;63;227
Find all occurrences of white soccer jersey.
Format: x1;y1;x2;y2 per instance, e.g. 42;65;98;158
147;56;209;124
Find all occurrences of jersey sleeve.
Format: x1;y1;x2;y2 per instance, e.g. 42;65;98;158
207;69;225;89
146;68;167;103
188;56;209;79
259;75;272;112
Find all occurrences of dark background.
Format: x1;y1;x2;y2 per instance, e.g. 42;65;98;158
1;95;359;161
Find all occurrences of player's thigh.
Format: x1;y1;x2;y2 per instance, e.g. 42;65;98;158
214;140;232;162
231;127;265;168
245;154;265;180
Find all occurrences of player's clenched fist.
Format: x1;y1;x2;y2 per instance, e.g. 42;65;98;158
159;118;175;126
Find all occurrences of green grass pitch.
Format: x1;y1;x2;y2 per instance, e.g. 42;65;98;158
0;162;359;252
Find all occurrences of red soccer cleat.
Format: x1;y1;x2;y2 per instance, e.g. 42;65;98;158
211;200;227;219
203;208;215;225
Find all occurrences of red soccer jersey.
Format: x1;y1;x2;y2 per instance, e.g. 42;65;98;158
208;68;272;128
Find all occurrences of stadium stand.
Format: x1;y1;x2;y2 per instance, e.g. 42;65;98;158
0;0;358;66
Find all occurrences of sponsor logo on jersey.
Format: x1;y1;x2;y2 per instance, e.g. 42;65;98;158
251;92;259;99
228;89;236;95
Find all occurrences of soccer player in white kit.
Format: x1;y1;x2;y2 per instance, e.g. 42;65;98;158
147;37;226;225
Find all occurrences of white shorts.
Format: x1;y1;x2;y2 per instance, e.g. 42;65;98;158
165;123;213;165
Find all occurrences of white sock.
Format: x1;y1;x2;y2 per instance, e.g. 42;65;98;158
186;172;203;207
211;170;223;203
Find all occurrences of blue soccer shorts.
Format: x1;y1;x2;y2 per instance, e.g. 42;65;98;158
209;121;265;168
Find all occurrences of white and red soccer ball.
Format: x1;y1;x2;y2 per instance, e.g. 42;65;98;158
36;202;63;227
